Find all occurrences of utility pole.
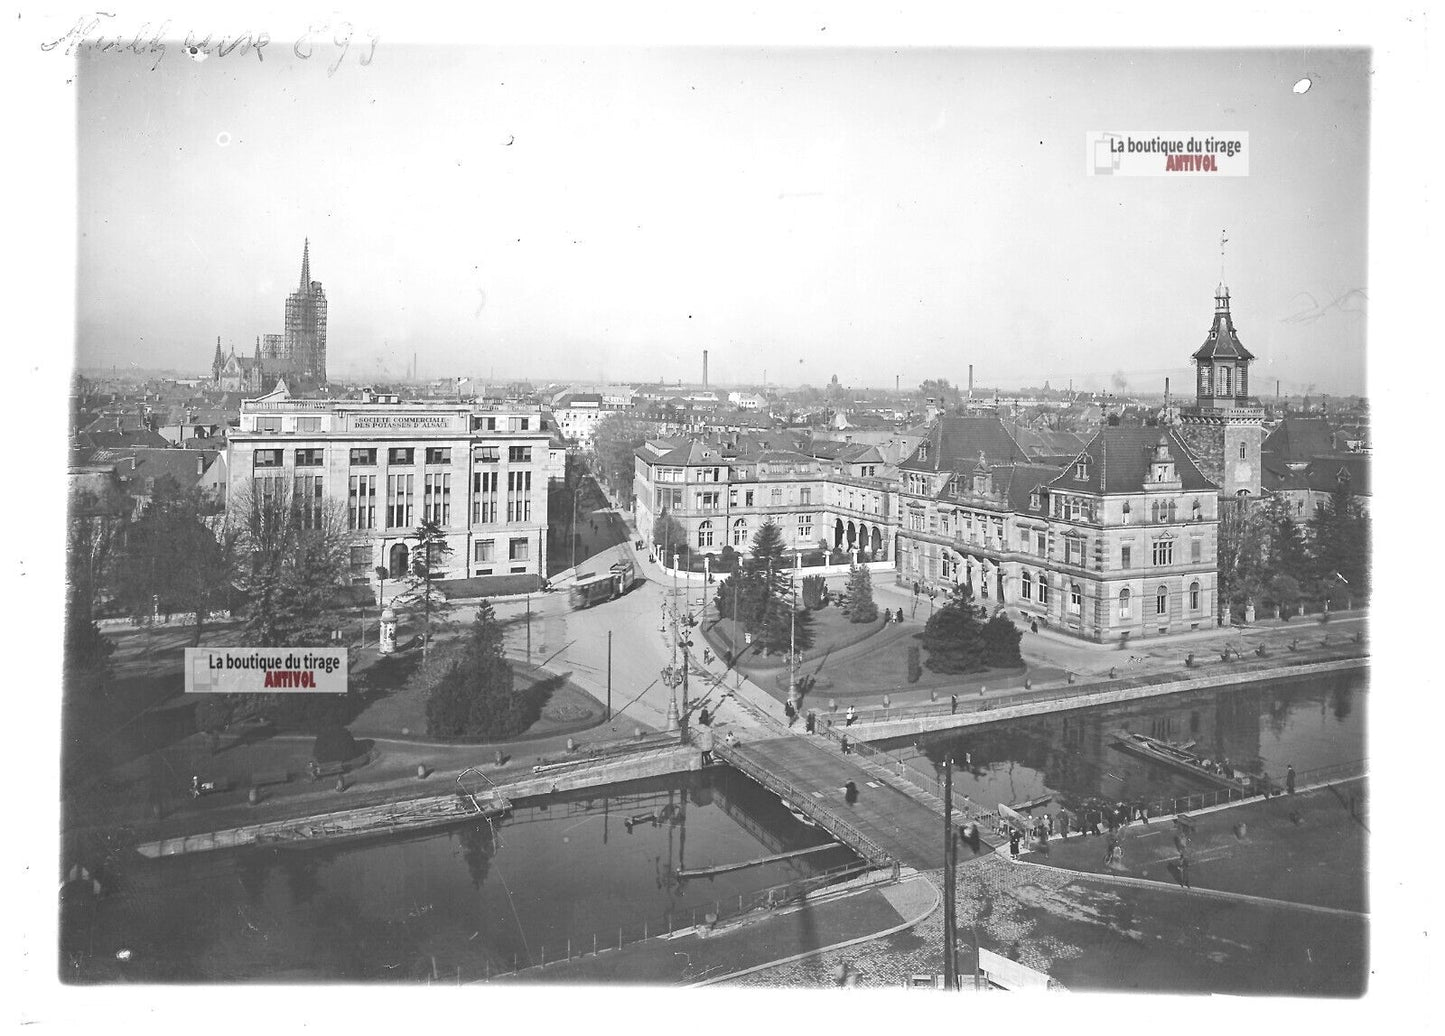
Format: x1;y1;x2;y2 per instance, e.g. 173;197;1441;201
525;592;531;660
606;630;612;721
788;551;800;712
943;752;958;990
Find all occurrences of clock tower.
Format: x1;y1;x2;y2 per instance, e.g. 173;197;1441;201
1177;284;1264;497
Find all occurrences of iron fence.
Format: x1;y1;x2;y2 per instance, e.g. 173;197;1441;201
809;638;1368;729
483;858;882;979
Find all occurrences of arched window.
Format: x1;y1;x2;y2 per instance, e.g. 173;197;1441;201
1069;583;1082;614
1118;587;1132;618
698;520;713;547
1191;498;1202;521
1022;570;1033;600
1122;500;1131;524
1190;580;1201;610
732;518;748;546
1156;585;1169;616
1167;499;1177;522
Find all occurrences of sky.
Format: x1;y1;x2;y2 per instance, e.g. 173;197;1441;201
76;46;1369;395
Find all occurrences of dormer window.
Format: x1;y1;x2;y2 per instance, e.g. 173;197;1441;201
918;444;929;461
1074;461;1089;480
1029;490;1040;510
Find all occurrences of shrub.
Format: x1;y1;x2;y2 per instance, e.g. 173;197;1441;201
906;645;923;683
801;574;827;610
313;726;360;763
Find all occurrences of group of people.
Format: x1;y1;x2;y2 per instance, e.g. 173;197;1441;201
880;608;907;624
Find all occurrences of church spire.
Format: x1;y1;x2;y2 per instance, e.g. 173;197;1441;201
299;238;311;289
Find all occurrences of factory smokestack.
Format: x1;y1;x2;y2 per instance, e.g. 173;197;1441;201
968;365;974;397
703;350;709;390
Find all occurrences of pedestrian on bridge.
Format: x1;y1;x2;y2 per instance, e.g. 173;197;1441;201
845;705;857;727
951;694;958;714
1286;765;1296;795
784;700;797;726
805;711;817;734
844;781;859;806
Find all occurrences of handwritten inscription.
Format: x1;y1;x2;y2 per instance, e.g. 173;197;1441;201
41;13;377;75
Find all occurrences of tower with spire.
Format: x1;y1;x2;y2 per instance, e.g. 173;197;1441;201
1177;278;1264;497
283;238;328;388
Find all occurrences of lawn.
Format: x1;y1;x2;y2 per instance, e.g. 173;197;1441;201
346;644;607;743
701;600;1040;703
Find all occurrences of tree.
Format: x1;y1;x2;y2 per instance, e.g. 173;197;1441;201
651;509;687;559
921;583;988;673
980;612;1024;668
425;600;536;739
1216;496;1273;623
919;378;959;405
113;475;233;645
66;478;127;677
395;518;454;669
228;479;350;649
1308;476;1370;604
842;564;878;623
591;412;654;503
1265;494;1310;618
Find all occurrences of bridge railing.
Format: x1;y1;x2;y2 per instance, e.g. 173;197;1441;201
807;637;1367;729
816;725;999;830
713;742;898;873
1126;757;1368;823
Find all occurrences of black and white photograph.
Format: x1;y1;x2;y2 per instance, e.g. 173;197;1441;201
17;2;1435;1017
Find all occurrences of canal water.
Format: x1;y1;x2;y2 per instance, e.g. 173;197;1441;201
62;766;858;983
64;669;1365;983
880;668;1367;816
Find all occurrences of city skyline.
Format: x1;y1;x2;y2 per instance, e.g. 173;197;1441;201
76;47;1368;395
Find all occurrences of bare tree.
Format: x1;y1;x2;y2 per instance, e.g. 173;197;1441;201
226;479;352;649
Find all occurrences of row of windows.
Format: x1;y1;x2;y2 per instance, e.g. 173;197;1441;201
473;537;532;563
1020;573;1203;617
255;446;532;470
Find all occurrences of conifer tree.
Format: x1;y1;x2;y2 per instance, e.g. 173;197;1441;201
843;563;878;623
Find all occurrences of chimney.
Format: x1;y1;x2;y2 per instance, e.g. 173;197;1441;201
968;365;974;397
703;349;709;390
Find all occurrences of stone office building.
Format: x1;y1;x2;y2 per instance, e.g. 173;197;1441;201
227;386;555;592
633;436;895;563
895;419;1221;642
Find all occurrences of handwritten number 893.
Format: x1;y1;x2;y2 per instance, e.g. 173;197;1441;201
294;22;378;74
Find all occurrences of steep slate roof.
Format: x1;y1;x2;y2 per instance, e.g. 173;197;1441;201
1263;452;1371;497
1009;425;1092;462
1262;416;1336;462
991;463;1071;512
1047;427;1217;494
900;416;1028;472
1192;288;1256;362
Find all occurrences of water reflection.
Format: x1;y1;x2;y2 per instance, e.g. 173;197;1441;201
895;670;1365;815
66;766;858;983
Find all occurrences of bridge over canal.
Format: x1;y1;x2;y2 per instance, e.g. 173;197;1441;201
715;734;991;872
